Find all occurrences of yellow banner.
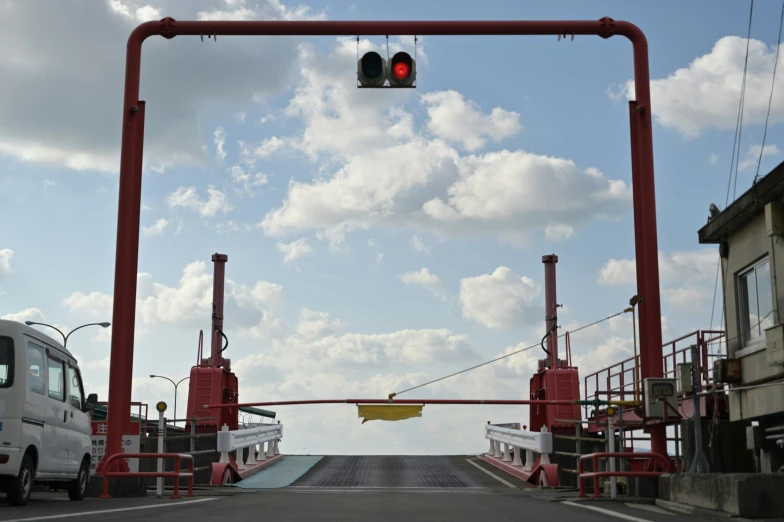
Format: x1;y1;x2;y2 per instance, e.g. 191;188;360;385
357;404;423;424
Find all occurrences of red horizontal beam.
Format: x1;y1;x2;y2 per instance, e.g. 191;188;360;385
206;398;577;409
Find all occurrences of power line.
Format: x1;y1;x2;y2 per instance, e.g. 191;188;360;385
753;0;784;185
709;0;756;353
393;311;625;397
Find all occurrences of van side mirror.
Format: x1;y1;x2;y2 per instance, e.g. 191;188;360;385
84;393;98;412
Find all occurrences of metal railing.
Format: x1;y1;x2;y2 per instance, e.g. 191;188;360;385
582;330;725;417
578;451;674;499
100;452;194;499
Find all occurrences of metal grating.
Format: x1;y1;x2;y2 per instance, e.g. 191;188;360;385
291;456;506;489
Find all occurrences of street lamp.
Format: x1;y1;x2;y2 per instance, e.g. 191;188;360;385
149;375;190;426
24;321;111;349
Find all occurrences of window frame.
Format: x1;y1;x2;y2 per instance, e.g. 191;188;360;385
67;364;85;410
737;255;774;348
46;354;66;403
0;336;14;388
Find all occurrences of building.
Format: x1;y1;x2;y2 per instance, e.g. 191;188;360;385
698;159;784;472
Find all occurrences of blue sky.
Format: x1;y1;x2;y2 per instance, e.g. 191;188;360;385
1;0;783;454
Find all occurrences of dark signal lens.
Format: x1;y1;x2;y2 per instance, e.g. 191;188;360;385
361;52;384;80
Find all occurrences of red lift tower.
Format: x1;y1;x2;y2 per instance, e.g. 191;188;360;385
529;254;582;434
185;253;239;433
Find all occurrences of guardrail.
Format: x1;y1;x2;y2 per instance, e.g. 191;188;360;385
99;452;194;499
217;422;282;469
483;424;558;486
578;451;674;499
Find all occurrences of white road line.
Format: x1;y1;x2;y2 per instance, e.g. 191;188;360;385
625;503;674;516
562;501;653;522
4;497;219;522
465;459;517;489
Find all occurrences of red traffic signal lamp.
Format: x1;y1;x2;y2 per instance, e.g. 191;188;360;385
388;52;415;87
357;51;416;88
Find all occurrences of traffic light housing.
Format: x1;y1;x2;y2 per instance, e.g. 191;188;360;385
357;51;416;88
357;51;386;87
388;52;415;87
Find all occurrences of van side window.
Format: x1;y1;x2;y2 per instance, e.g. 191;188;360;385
0;337;14;388
47;356;65;402
27;342;46;395
68;366;84;409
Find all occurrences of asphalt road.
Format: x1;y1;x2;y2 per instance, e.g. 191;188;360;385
0;457;695;521
0;490;694;522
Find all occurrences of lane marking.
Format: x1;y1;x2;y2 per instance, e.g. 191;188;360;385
3;497;219;522
465;459;516;489
625;503;674;516
562;501;653;522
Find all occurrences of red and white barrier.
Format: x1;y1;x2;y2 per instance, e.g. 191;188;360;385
482;424;559;486
211;423;284;485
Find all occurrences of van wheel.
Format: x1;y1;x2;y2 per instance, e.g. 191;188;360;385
7;454;34;506
68;459;89;501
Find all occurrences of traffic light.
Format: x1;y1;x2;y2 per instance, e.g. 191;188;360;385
357;51;386;87
388;52;415;87
357;50;416;88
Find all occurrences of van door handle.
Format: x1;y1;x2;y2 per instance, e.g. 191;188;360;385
63;411;68;423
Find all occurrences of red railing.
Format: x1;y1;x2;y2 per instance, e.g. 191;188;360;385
578;451;674;498
99;453;195;499
582;330;725;417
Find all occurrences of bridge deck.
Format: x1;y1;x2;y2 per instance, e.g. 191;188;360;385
291;456;509;489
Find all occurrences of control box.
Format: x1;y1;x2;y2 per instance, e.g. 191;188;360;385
643;378;678;419
676;362;693;394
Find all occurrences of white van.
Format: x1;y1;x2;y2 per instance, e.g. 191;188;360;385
0;320;92;506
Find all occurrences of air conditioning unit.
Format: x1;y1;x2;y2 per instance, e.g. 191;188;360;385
765;323;784;366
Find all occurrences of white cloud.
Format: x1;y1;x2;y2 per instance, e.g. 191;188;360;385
709;153;719;165
421;90;522;151
613;36;784;137
107;0;161;23
0;1;310;173
240;137;286;163
410;235;429;254
0;249;12;279
1;307;46;323
166;186;233;217
196;0;325;21
459;267;540;329
234;112;246;123
597;249;718;310
544;224;575;241
276;238;314;264
739;144;780;172
228;165;268;196
142;218;169;237
398;268;447;301
43;179;57;190
214;127;227;160
63;260;284;334
296;308;346;340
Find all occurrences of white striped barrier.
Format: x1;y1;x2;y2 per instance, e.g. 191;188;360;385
486;425;552;471
217;423;282;470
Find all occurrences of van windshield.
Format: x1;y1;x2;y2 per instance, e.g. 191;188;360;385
0;337;14;388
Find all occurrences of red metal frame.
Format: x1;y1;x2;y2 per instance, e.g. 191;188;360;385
99;452;194;499
101;17;664;472
206;398;583;409
578;451;673;498
582;330;725;421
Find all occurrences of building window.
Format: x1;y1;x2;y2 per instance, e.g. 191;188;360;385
738;257;774;345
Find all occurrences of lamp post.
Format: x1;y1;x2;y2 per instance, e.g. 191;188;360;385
24;321;111;349
149;375;190;426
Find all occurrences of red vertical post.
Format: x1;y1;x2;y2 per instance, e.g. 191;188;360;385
542;254;559;367
210;253;228;364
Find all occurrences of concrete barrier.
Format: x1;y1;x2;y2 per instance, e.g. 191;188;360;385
660;473;784;518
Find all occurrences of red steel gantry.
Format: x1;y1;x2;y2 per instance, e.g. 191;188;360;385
99;17;664;472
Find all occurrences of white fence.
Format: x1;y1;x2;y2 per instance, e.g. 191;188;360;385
217;423;283;470
486;424;552;470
